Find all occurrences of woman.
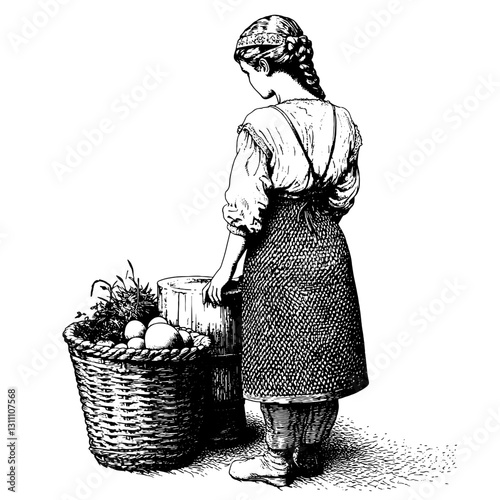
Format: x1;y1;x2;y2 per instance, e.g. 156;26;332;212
203;15;369;487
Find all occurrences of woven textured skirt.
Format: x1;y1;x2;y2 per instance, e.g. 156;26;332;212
241;195;369;403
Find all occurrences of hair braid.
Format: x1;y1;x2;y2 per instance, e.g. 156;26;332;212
288;35;325;100
234;15;327;101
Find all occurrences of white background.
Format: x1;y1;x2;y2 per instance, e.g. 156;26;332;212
1;1;499;499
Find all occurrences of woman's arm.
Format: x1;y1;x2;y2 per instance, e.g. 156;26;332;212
204;123;270;306
220;231;247;276
204;232;247;306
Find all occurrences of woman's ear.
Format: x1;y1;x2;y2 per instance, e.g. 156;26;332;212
258;58;271;75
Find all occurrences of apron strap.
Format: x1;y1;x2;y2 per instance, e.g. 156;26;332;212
271;103;339;240
271;105;317;182
271;103;337;185
321;104;337;184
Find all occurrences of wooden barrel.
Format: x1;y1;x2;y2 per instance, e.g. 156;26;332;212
157;276;245;445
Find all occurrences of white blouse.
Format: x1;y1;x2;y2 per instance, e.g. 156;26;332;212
222;99;362;236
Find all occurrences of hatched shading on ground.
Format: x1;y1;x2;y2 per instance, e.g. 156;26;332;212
171;409;456;491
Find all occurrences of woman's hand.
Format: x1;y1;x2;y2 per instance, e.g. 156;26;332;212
203;266;234;307
203;232;247;306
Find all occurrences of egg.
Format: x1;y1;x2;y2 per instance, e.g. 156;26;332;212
178;329;193;347
145;323;182;349
124;320;146;340
114;343;128;349
127;337;145;349
148;316;168;327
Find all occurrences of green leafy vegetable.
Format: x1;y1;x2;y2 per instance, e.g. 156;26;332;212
73;261;158;344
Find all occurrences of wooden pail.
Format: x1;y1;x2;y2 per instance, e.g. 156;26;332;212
157;276;245;445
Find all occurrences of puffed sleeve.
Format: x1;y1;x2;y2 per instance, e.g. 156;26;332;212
222;124;273;236
329;116;362;214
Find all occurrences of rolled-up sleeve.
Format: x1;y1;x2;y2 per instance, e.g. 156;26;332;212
222;124;272;236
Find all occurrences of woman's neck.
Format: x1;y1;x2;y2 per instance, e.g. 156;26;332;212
270;72;318;103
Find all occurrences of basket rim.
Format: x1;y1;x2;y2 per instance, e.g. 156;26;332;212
63;322;211;363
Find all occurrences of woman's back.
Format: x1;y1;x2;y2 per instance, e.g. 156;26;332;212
223;99;362;236
240;99;360;190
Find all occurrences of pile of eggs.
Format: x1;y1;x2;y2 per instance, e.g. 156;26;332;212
96;317;193;350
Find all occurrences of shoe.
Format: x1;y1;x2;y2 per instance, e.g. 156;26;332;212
293;444;323;477
229;451;292;487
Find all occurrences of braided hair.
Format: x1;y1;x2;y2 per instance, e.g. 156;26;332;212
234;15;326;100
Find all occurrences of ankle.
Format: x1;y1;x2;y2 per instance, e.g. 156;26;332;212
296;443;321;455
293;444;324;477
294;443;323;466
267;448;294;466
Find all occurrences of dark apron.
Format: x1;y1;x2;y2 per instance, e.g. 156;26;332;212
240;105;369;403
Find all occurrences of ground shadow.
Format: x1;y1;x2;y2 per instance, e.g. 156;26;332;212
162;409;456;491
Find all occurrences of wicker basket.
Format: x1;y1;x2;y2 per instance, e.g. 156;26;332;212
63;323;211;472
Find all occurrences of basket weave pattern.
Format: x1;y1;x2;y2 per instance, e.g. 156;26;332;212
63;323;211;472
